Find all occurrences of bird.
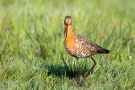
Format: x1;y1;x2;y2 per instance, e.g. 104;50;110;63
63;16;110;86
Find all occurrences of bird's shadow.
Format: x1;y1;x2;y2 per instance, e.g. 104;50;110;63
42;61;89;79
45;64;77;78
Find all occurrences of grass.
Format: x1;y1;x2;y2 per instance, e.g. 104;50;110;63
0;0;135;89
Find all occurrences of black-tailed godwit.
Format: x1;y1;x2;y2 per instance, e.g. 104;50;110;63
64;16;110;86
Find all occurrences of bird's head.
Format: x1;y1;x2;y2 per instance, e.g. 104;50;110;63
64;16;72;26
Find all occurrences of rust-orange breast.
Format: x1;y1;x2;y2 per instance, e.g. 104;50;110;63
64;35;78;57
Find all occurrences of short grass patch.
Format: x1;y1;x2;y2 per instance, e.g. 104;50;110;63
0;0;135;89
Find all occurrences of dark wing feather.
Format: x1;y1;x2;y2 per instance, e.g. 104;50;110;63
78;36;110;56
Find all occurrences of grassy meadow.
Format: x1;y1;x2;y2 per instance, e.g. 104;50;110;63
0;0;135;89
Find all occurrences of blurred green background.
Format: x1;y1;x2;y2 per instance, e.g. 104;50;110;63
0;0;135;89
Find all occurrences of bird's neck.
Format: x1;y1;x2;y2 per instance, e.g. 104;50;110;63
64;25;74;38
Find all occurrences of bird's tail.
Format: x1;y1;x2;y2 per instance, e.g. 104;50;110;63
98;47;110;54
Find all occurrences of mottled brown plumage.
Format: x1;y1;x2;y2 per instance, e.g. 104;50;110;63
63;16;110;86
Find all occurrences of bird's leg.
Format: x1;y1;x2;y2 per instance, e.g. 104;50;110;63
89;57;97;73
76;58;80;85
80;57;97;86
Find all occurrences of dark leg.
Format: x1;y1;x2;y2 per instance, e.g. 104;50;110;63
80;57;97;86
76;58;80;85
